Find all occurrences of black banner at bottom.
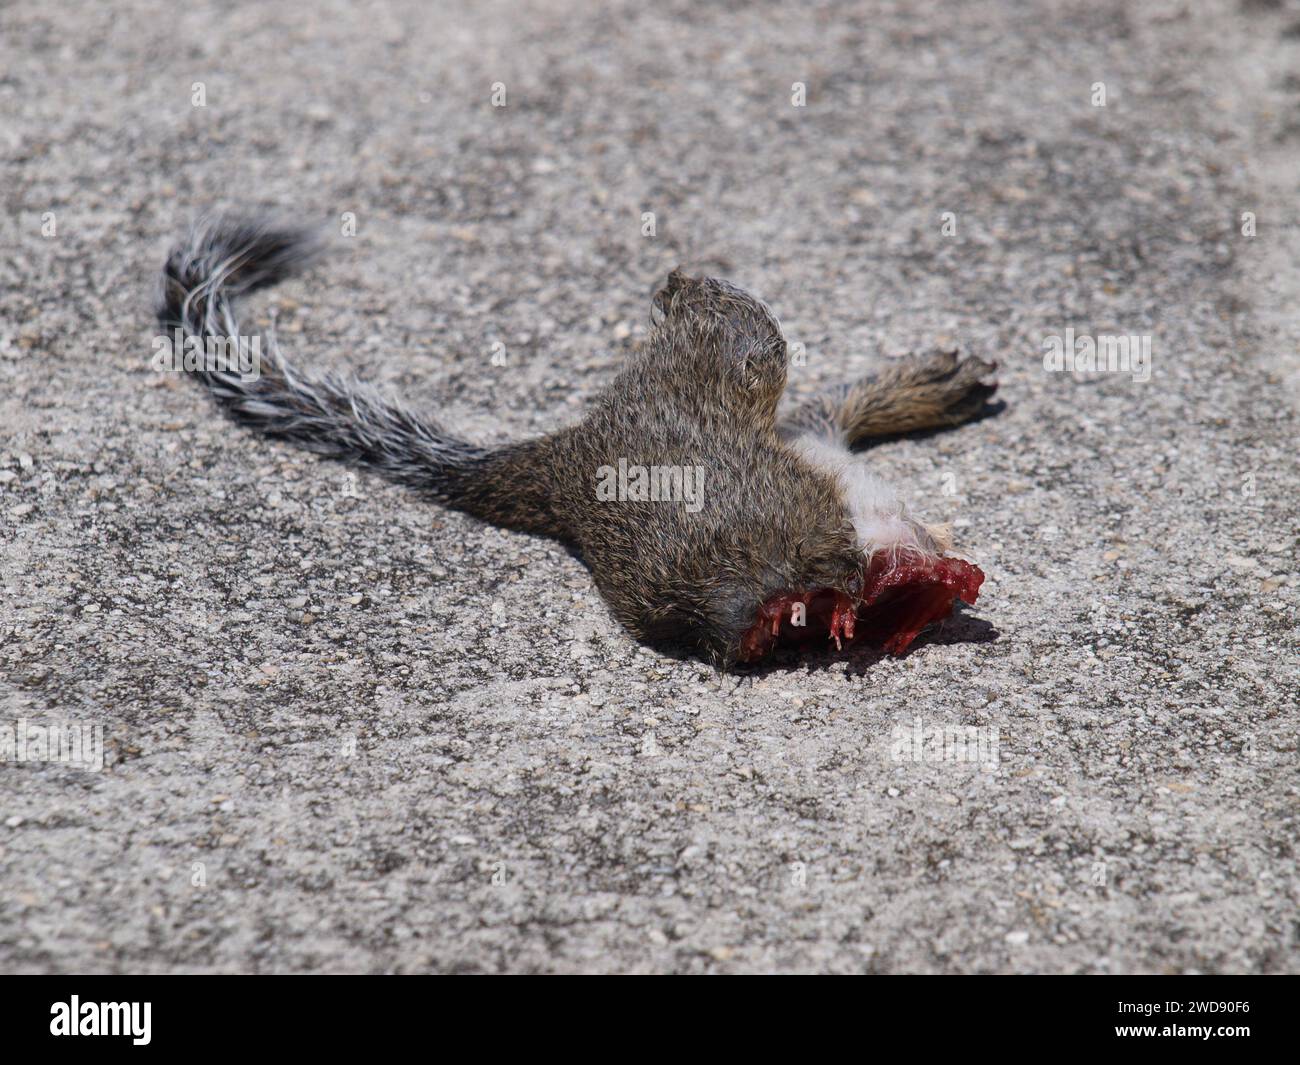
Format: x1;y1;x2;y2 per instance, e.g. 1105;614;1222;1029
0;974;1290;1052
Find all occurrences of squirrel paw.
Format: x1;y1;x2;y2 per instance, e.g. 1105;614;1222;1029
902;350;999;427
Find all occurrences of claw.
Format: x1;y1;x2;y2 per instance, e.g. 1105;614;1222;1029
826;591;857;652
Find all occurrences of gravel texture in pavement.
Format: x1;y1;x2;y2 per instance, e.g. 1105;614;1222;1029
1;0;1297;973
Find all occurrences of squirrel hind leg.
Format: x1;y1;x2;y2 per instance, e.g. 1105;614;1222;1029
651;269;790;426
780;351;998;448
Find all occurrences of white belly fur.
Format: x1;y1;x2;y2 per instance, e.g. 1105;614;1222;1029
789;432;942;557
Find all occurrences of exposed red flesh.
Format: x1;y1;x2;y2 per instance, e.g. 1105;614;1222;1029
739;553;984;662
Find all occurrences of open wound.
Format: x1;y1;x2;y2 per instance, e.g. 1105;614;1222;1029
739;552;984;662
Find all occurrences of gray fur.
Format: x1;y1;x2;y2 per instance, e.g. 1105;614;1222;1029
157;217;997;665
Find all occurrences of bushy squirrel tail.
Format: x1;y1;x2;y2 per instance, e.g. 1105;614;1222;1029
155;214;564;537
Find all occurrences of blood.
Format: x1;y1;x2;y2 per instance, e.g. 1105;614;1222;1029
738;553;984;662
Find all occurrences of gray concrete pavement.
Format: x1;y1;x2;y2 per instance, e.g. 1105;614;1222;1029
1;0;1297;972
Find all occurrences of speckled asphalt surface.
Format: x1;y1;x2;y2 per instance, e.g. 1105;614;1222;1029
1;0;1297;973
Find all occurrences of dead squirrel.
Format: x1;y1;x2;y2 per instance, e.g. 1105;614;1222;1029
156;216;998;666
